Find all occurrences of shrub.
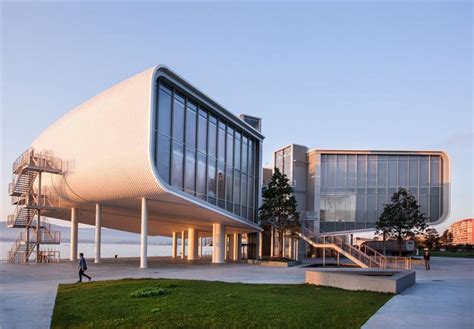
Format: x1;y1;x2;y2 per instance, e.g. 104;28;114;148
130;287;169;298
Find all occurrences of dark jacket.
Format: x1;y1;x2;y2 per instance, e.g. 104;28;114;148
79;257;88;270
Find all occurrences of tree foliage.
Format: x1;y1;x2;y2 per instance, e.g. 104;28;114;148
424;228;440;250
259;168;300;258
439;229;454;248
375;188;427;255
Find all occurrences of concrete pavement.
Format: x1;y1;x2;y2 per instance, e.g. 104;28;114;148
363;257;474;329
1;256;472;329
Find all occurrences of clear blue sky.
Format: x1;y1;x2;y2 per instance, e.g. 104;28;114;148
1;2;472;231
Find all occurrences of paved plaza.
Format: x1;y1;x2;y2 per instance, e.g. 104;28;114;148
0;256;472;328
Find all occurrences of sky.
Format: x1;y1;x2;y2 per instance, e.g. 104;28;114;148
1;1;472;232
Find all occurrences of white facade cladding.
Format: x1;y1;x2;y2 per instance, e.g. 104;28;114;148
273;145;450;235
28;66;264;238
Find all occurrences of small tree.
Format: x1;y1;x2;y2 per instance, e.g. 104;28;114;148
375;188;427;256
424;228;440;250
439;229;453;249
259;168;300;259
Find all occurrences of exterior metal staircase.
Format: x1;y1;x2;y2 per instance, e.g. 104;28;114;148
298;226;412;269
6;148;63;263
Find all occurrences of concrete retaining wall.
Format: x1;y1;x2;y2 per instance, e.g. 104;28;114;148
305;269;415;294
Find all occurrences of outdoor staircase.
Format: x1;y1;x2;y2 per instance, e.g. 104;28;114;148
298;226;412;269
6;148;63;263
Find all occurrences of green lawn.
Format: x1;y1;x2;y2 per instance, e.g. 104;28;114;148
431;250;474;258
51;279;392;329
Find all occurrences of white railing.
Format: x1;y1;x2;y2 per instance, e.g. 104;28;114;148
12;148;63;173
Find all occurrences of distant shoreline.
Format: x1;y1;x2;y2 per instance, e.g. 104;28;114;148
0;238;171;246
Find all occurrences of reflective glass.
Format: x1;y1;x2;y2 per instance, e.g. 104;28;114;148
347;160;356;187
185;102;197;148
234;133;241;171
184;148;195;193
207;158;216;201
409;157;418;186
357;158;366;187
430;157;440;186
218;121;225;163
367;160;377;187
196;153;206;198
419;157;429;186
242;137;248;174
158;87;172;136
208;116;217;158
226;128;234;165
398;160;408;187
171;141;184;188
157;133;170;184
388;159;397;186
217;162;225;200
336;160;346;187
172;93;185;142
377;160;387;186
198;109;207;154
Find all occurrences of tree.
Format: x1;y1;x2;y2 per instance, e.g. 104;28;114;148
375;188;427;256
424;228;440;250
439;229;453;249
259;168;300;258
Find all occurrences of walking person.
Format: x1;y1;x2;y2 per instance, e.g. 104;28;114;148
77;252;92;283
423;248;431;270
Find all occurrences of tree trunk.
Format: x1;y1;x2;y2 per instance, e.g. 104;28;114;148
398;234;403;256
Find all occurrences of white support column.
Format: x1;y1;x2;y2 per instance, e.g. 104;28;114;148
199;237;203;258
288;237;293;260
140;198;148;269
270;229;274;257
181;230;186;259
94;204;101;263
295;238;300;261
232;233;241;261
172;232;177;258
188;228;198;260
212;223;225;263
257;231;263;259
70;208;78;261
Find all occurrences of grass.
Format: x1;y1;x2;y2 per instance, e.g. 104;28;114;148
430;250;474;258
51;278;392;329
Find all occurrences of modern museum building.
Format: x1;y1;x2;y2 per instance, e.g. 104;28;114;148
5;65;450;266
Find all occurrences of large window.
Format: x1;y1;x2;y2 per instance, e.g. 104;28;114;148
319;153;444;232
155;79;260;223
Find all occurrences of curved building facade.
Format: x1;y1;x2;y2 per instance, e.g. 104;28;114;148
10;65;264;265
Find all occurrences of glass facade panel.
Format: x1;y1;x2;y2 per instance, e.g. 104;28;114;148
184;147;195;194
173;93;185;142
171;141;184;189
158;86;172;136
319;153;444;232
185;101;197;148
155;79;260;223
207;158;216;203
196;153;206;199
198;109;207;154
157;133;170;184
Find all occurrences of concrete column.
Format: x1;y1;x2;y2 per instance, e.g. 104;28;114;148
181;230;186;259
232;233;241;261
70;208;78;261
257;231;263;259
94;204;101;263
212;223;225;263
228;234;234;261
188;228;198;260
288;237;293;260
294;238;300;261
172;232;177;258
199;237;203;258
140;198;148;269
270;229;274;257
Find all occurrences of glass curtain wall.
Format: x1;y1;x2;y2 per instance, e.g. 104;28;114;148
154;79;259;223
319;153;443;232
